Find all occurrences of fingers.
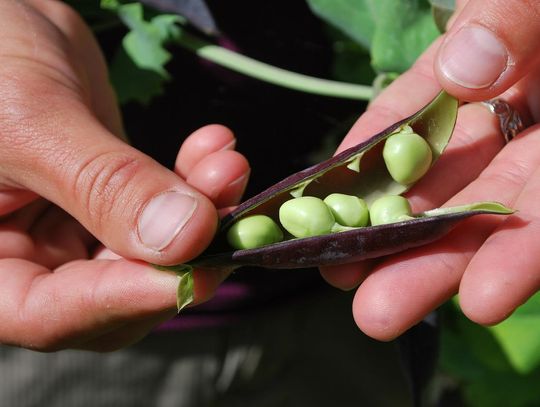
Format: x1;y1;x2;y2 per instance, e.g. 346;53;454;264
353;126;540;340
0;2;220;265
0;257;226;351
319;262;374;291
352;219;497;341
435;0;540;100
176;125;237;177
0;99;218;266
459;125;540;324
185;151;250;208
459;213;540;325
176;125;250;209
322;103;504;290
0;189;39;216
80;314;175;352
29;206;95;268
0;258;174;350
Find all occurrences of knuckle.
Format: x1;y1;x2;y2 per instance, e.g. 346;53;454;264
72;151;145;234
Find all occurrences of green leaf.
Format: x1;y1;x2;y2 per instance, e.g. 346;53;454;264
176;270;194;312
100;0;121;10
370;0;440;73
489;292;540;374
307;0;440;74
430;0;456;33
109;45;166;105
327;27;376;85
106;2;185;104
464;370;540;407
151;14;184;41
152;264;194;312
117;3;182;76
439;301;540;407
122;30;170;77
306;0;376;49
440;300;512;379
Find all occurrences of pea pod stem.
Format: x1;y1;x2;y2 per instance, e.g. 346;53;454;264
176;33;374;100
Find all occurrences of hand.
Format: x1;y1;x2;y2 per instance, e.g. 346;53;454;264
321;0;540;340
0;0;249;351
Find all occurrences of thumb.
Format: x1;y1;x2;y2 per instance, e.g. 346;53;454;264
1;99;218;266
435;0;540;101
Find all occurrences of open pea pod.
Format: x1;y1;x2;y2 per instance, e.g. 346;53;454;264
189;202;512;269
166;91;513;271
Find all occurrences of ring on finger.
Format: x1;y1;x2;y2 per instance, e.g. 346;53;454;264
481;99;525;143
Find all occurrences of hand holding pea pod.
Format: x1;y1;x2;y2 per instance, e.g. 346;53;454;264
0;2;250;351
322;0;540;341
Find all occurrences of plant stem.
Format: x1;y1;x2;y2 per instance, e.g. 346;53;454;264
176;33;373;101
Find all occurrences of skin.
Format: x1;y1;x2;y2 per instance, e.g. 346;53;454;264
321;0;540;340
0;0;250;351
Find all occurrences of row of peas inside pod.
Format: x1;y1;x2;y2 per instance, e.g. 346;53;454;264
227;125;431;250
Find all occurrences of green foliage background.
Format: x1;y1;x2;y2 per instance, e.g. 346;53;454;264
69;0;540;405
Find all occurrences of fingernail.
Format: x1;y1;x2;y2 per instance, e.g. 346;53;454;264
220;139;237;151
138;192;197;251
440;26;508;89
214;172;250;206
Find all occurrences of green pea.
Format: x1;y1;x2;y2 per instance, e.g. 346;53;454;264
227;215;283;249
323;193;369;227
279;196;335;238
369;195;413;226
383;126;433;185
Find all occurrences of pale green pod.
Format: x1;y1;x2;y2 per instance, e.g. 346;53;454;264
226;215;283;249
323;193;369;227
279;196;335;238
370;195;413;226
383;126;433;185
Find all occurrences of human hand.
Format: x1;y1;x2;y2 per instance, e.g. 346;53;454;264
321;0;540;340
0;1;249;351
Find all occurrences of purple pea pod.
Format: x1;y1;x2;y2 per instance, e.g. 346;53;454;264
163;91;513;272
